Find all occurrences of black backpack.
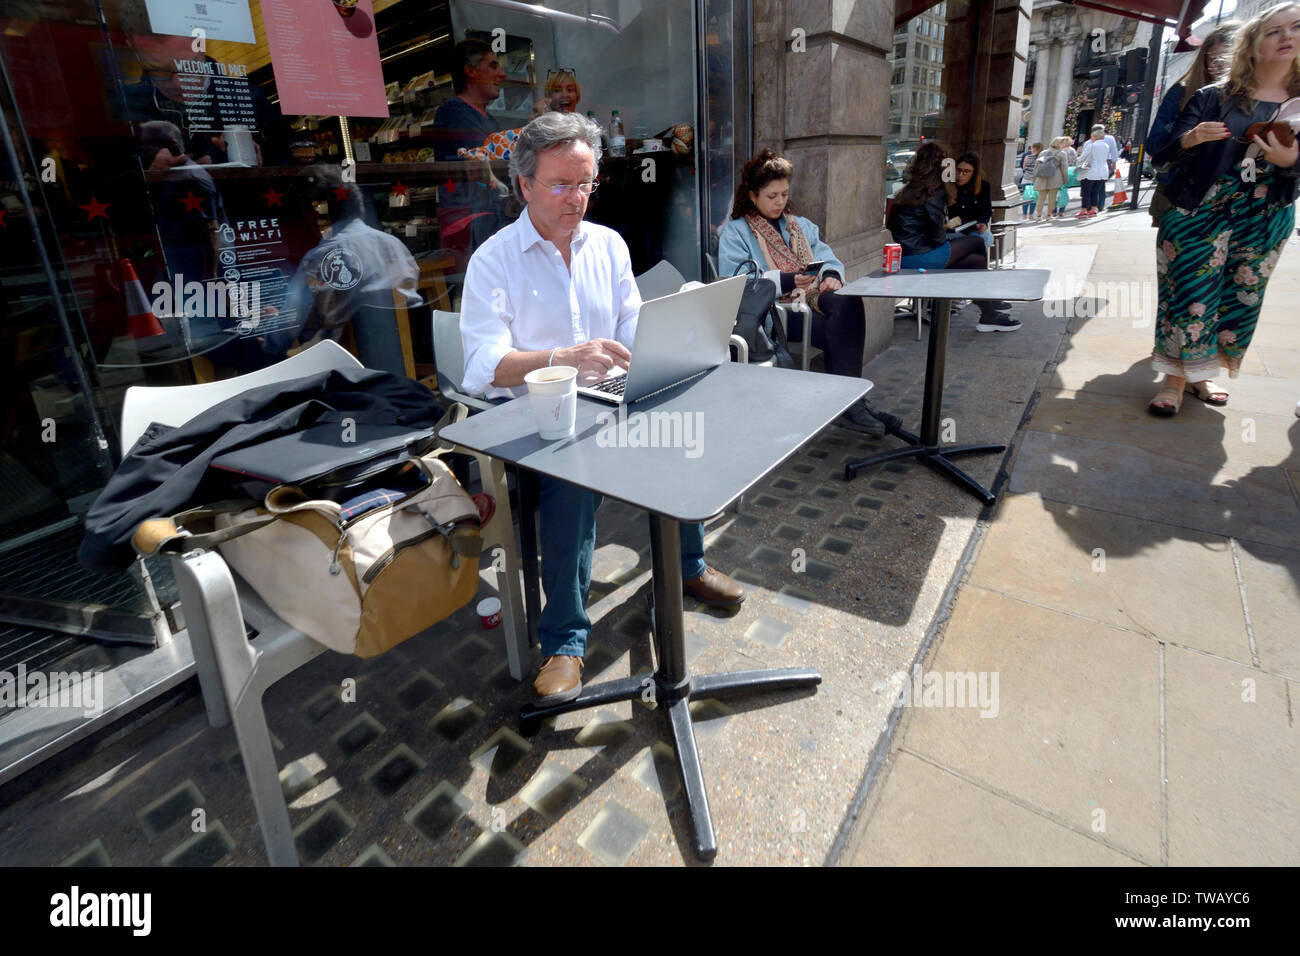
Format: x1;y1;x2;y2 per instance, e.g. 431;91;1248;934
730;259;794;368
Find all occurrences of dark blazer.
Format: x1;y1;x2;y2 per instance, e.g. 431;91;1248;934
79;367;443;573
1152;85;1300;210
887;191;948;256
948;179;992;226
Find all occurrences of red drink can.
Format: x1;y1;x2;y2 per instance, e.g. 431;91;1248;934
883;243;902;273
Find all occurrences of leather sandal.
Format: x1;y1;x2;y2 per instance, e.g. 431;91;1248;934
1185;380;1229;406
1147;387;1183;417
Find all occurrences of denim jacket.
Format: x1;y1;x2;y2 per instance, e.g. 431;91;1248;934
717;213;845;283
1152;85;1300;209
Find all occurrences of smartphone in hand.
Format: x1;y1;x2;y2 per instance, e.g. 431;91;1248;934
802;260;826;275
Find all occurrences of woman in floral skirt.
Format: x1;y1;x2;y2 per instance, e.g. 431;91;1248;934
1147;2;1300;415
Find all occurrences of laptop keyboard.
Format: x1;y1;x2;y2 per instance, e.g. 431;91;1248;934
589;376;627;397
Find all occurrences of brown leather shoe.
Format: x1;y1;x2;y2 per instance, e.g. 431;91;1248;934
683;565;745;608
533;655;583;704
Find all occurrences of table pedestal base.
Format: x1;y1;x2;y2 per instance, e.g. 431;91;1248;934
517;513;821;861
843;296;1004;507
519;666;821;860
844;435;1005;507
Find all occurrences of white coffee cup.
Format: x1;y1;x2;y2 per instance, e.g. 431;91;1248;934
523;365;578;440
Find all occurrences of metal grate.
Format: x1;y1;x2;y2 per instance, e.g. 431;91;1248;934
0;523;177;614
0;623;81;677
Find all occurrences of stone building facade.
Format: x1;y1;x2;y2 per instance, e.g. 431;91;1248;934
751;0;1035;364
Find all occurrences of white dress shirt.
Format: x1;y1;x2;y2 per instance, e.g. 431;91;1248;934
460;209;641;398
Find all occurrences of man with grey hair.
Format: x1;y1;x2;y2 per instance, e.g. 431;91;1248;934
1091;123;1119;177
460;111;745;704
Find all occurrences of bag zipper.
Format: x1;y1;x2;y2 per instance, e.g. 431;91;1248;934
360;514;475;584
327;483;430;575
323;464;473;577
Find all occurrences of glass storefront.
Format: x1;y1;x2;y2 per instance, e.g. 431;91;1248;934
0;0;745;740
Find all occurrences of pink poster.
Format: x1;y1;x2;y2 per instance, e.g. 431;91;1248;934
262;0;389;117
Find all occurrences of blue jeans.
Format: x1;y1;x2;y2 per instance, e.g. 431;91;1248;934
537;475;705;658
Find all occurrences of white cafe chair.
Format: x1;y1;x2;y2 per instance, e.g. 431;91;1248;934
119;340;527;865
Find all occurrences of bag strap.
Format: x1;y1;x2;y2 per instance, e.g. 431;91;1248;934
132;499;273;558
429;402;468;456
732;257;761;279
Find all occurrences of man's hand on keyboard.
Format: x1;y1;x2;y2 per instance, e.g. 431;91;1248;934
556;338;631;385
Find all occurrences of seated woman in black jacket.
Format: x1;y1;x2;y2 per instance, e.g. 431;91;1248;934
1145;2;1300;415
887;142;1018;332
947;151;994;251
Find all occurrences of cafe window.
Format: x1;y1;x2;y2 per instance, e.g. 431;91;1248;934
0;0;726;669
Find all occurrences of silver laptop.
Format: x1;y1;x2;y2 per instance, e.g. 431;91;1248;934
578;275;746;404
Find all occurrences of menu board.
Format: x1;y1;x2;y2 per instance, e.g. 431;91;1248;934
173;59;260;133
262;0;389;118
145;0;257;45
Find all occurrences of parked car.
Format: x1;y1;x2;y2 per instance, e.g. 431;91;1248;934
884;161;904;199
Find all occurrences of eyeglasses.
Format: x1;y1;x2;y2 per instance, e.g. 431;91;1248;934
535;180;598;197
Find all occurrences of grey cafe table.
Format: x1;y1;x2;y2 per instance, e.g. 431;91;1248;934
836;267;1050;506
441;361;870;860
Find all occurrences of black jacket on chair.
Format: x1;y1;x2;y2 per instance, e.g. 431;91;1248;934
886;192;949;257
1153;85;1300;211
79;367;443;573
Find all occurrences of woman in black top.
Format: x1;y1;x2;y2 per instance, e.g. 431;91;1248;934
947;151;994;251
888;142;1017;332
1146;3;1300;415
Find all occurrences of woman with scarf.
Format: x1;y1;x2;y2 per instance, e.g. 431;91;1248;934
718;148;878;432
1146;2;1300;415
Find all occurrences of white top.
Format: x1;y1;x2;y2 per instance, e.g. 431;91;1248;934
1079;140;1111;180
460;210;641;398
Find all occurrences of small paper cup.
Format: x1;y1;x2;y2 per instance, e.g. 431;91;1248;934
476;597;502;630
523;365;578;440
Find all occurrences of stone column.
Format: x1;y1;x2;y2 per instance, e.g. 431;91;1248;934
1028;41;1057;147
752;0;895;365
987;0;1033;216
1047;37;1076;143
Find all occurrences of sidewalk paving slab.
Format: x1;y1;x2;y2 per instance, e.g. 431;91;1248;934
1009;431;1300;550
840;219;1300;867
845;751;1144;867
1164;645;1300;866
899;585;1164;863
967;492;1252;663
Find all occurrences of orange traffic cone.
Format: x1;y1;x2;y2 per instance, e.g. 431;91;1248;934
1111;167;1128;207
119;258;166;339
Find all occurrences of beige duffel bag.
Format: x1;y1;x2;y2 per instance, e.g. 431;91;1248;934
134;450;483;658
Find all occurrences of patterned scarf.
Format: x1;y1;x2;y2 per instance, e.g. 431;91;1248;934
744;211;815;303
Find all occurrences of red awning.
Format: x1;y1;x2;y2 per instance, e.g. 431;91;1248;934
895;1;1208;40
1058;1;1208;40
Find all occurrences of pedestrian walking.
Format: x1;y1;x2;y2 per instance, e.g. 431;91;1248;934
1076;129;1110;216
1053;136;1077;216
1146;2;1300;416
1030;138;1067;222
1146;20;1241;226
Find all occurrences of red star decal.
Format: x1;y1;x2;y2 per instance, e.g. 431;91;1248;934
79;196;111;220
178;190;206;213
261;187;283;207
332;185;351;202
444;178;455;190
391;180;409;198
